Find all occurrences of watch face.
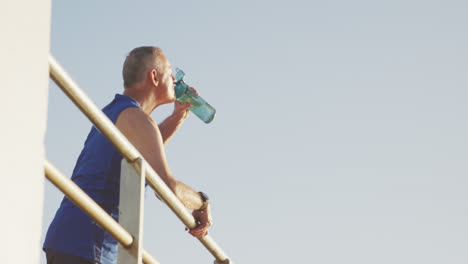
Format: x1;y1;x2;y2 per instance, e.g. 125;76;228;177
199;192;209;201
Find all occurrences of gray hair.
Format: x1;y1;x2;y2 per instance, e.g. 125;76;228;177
122;46;164;89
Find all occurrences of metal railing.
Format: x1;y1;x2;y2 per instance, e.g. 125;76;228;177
47;54;231;263
44;159;159;264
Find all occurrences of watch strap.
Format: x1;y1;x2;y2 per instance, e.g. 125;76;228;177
198;191;210;212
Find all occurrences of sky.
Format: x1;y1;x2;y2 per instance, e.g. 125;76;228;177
42;0;468;263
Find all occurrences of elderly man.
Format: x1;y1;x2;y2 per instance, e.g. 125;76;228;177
43;46;213;264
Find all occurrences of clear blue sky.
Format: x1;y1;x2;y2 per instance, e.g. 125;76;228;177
43;0;468;263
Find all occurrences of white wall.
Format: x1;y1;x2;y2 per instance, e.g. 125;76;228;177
0;0;51;263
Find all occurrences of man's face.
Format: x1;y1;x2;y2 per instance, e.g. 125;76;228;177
155;54;176;104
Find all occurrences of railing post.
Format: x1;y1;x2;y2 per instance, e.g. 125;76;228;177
118;158;145;264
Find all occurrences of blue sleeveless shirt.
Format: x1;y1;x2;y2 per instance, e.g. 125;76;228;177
44;94;141;263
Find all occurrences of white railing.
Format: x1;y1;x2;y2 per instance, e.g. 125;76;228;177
46;54;232;264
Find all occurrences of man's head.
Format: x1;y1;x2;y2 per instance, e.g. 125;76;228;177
122;46;175;104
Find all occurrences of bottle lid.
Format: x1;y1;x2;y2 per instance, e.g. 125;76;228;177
175;68;185;82
174;68;188;98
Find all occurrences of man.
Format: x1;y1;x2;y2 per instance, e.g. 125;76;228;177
43;46;213;264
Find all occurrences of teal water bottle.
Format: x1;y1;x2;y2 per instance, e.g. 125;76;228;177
174;68;216;123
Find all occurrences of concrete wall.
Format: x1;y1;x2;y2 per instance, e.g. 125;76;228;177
0;0;51;263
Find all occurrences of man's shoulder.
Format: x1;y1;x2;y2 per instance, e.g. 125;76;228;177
115;104;165;158
118;107;154;123
116;107;160;135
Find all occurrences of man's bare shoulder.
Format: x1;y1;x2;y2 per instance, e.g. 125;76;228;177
117;107;157;128
115;107;170;179
116;107;160;138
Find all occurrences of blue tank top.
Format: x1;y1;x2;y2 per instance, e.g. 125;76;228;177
44;94;141;263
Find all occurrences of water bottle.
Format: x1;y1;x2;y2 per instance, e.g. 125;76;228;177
174;68;216;123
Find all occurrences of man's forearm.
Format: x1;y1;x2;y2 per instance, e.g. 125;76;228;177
172;181;205;210
158;114;185;146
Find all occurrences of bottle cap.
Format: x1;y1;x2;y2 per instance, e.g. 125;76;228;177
175;68;185;82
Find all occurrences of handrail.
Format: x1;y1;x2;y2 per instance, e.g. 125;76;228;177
49;54;231;263
44;159;160;264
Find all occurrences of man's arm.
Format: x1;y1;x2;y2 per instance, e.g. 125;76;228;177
116;107;212;237
159;101;190;146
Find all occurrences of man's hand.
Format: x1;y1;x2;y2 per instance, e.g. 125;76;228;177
185;205;213;238
172;100;191;120
171;86;198;120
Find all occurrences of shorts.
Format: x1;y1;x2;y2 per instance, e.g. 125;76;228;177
44;248;99;264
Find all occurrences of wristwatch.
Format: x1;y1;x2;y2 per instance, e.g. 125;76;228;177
198;191;210;212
